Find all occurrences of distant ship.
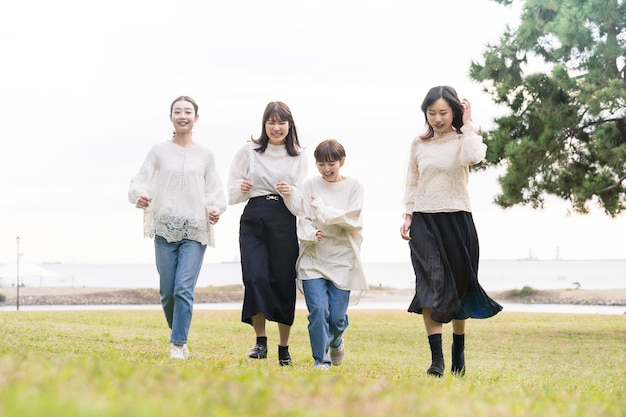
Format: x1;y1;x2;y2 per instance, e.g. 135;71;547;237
517;248;539;261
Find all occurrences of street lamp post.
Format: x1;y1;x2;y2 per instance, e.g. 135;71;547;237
16;236;20;311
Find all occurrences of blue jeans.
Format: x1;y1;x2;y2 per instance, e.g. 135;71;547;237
154;236;206;345
302;278;350;366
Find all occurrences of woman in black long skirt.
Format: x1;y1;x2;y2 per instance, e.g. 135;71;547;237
228;101;307;366
400;86;502;377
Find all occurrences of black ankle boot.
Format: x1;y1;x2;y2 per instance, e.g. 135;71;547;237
278;345;292;366
427;334;444;377
451;333;465;376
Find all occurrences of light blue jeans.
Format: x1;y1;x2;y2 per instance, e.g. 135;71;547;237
302;278;350;367
154;236;206;345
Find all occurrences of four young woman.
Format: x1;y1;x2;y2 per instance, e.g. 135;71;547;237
130;90;501;373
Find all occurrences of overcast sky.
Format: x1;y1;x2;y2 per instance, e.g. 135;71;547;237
1;0;624;264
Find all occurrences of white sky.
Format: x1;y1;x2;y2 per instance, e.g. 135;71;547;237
0;0;624;264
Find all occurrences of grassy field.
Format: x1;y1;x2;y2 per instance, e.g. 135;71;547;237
0;309;624;417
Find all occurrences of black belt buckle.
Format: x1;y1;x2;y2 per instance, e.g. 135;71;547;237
266;195;279;201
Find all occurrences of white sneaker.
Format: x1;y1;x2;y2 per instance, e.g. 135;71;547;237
330;344;345;366
170;344;188;360
314;363;331;371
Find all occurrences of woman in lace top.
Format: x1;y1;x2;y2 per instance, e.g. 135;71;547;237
228;101;307;366
128;96;227;360
400;86;502;377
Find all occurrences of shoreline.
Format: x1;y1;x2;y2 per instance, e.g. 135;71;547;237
1;286;625;307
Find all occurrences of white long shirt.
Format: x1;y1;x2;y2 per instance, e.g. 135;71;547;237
296;176;367;299
227;141;307;215
404;123;487;214
128;140;227;247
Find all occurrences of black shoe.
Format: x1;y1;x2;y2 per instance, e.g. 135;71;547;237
427;359;444;377
451;364;466;377
278;353;292;366
451;335;466;376
248;344;268;359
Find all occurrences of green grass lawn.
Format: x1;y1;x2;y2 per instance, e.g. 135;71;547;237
0;309;624;417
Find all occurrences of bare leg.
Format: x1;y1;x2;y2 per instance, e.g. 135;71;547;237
278;323;291;346
251;313;266;337
452;319;465;335
422;308;443;335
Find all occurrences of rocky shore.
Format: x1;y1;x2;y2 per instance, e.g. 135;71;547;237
1;286;625;307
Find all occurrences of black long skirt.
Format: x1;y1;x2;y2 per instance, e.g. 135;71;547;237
239;195;299;326
407;211;502;323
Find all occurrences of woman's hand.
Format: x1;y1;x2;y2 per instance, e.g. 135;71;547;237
461;98;473;125
240;180;253;193
400;214;412;241
208;210;220;225
136;196;152;209
276;180;292;196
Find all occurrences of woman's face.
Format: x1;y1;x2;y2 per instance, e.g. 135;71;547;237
426;98;454;134
316;159;345;182
265;114;289;145
170;100;198;135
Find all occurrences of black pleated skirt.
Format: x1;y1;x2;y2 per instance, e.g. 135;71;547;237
407;211;502;323
239;196;299;326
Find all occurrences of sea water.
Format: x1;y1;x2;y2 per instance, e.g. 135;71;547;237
6;259;625;291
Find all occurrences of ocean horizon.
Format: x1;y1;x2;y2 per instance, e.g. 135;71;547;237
1;259;624;291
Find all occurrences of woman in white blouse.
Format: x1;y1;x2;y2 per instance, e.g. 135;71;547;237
129;96;226;360
400;86;502;377
228;101;307;366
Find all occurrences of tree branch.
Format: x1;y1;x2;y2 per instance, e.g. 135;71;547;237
598;174;626;194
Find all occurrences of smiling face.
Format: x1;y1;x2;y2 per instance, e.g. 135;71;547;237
316;159;345;182
265;114;290;145
426;98;454;134
170;100;198;135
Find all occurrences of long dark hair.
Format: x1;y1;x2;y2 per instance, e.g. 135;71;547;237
419;86;464;139
252;101;301;156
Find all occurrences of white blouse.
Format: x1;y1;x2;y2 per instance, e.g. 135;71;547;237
128;140;227;247
404;123;487;214
296;176;368;300
227;141;308;215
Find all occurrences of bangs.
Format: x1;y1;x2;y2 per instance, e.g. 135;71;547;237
314;139;346;162
267;110;289;123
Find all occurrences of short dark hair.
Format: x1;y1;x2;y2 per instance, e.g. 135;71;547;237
314;139;346;162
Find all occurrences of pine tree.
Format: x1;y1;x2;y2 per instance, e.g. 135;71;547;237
470;0;626;216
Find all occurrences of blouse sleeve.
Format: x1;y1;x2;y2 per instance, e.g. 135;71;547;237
203;150;227;214
128;147;157;205
282;149;309;216
227;143;251;205
296;182;320;242
403;139;419;215
312;181;364;232
459;123;487;166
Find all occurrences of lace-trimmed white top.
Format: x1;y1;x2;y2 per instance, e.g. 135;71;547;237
404;123;487;214
227;141;308;215
128;140;227;247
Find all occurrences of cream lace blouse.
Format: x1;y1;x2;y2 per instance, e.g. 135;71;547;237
128;140;227;247
404;123;487;214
